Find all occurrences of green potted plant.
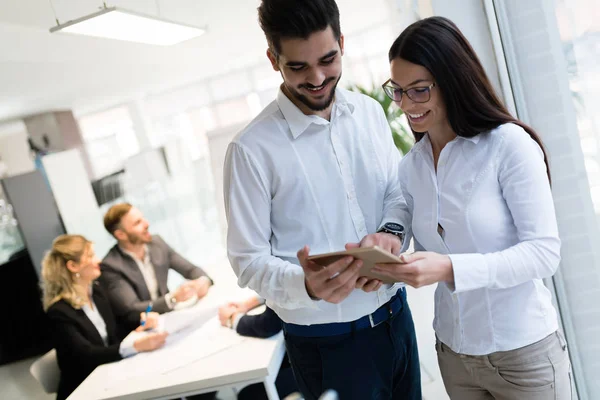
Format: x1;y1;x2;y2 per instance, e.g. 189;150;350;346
348;84;414;155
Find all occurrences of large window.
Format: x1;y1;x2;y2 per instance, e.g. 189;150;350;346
554;2;600;398
555;0;600;214
491;0;600;398
0;186;25;265
78;106;139;178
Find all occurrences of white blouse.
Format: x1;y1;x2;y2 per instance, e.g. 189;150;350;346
82;288;137;358
398;123;561;355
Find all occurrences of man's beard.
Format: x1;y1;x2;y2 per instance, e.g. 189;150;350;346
126;231;151;245
287;75;341;112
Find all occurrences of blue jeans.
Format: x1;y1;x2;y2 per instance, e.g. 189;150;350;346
284;291;421;400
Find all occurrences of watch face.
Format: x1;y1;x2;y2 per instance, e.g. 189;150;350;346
385;222;404;232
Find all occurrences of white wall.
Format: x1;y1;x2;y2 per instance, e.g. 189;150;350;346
42;149;114;257
206;123;247;244
430;0;504;99
0;120;34;177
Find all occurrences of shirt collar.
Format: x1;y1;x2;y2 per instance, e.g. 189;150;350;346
414;132;480;153
460;135;481;144
119;244;150;263
334;88;356;115
276;86;355;139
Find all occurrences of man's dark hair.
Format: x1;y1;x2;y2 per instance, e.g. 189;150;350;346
258;0;341;57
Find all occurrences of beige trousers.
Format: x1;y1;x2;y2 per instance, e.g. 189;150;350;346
436;331;572;400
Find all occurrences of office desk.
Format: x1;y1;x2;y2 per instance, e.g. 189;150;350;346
68;286;286;400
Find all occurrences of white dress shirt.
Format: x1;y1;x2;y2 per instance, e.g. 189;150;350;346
224;88;405;325
82;288;137;358
398;123;561;355
121;245;160;301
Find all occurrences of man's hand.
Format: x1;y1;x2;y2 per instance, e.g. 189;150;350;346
218;305;239;327
346;232;402;255
184;276;211;299
297;246;363;304
226;296;261;314
354;275;384;292
172;283;196;302
344;232;402;292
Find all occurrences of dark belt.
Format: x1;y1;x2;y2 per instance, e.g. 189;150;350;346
283;288;405;338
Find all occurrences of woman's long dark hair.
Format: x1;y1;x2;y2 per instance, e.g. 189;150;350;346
389;17;550;182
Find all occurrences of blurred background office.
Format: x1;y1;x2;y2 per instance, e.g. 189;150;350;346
0;0;598;399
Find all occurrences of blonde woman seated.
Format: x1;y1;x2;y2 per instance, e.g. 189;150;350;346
42;234;168;400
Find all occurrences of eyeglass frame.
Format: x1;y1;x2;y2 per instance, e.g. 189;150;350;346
381;79;436;104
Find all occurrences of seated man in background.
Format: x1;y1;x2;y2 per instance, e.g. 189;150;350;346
219;296;297;400
100;202;213;330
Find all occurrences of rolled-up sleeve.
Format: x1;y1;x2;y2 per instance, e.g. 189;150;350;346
224;142;318;310
451;129;561;293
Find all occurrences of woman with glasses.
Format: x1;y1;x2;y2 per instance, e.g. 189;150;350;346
372;17;571;399
41;234;168;400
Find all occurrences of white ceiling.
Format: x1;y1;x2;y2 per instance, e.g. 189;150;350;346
0;0;394;122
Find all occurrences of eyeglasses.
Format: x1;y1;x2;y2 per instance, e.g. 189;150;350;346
381;79;436;104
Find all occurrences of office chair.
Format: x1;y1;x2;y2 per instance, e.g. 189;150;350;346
29;349;61;394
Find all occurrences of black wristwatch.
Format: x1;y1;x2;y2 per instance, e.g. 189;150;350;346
377;222;405;243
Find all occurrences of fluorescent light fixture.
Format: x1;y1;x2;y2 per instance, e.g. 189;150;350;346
50;6;205;46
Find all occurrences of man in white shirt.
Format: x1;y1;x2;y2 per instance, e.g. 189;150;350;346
224;1;420;399
99;203;213;332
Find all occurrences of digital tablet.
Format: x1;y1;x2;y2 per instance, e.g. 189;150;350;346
307;246;403;284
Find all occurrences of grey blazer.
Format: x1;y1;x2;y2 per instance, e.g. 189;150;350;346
99;235;211;327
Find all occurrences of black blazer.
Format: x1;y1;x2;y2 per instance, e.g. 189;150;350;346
47;283;130;400
99;235;212;329
236;306;282;338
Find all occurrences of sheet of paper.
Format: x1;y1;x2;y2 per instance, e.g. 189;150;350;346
160;320;245;374
159;302;217;334
102;317;245;391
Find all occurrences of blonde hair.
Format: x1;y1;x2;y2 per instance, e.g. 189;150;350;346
41;234;92;311
103;202;132;236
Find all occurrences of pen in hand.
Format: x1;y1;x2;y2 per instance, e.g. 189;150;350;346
140;303;152;327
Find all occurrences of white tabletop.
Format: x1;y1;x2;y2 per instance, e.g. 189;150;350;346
67;284;286;400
